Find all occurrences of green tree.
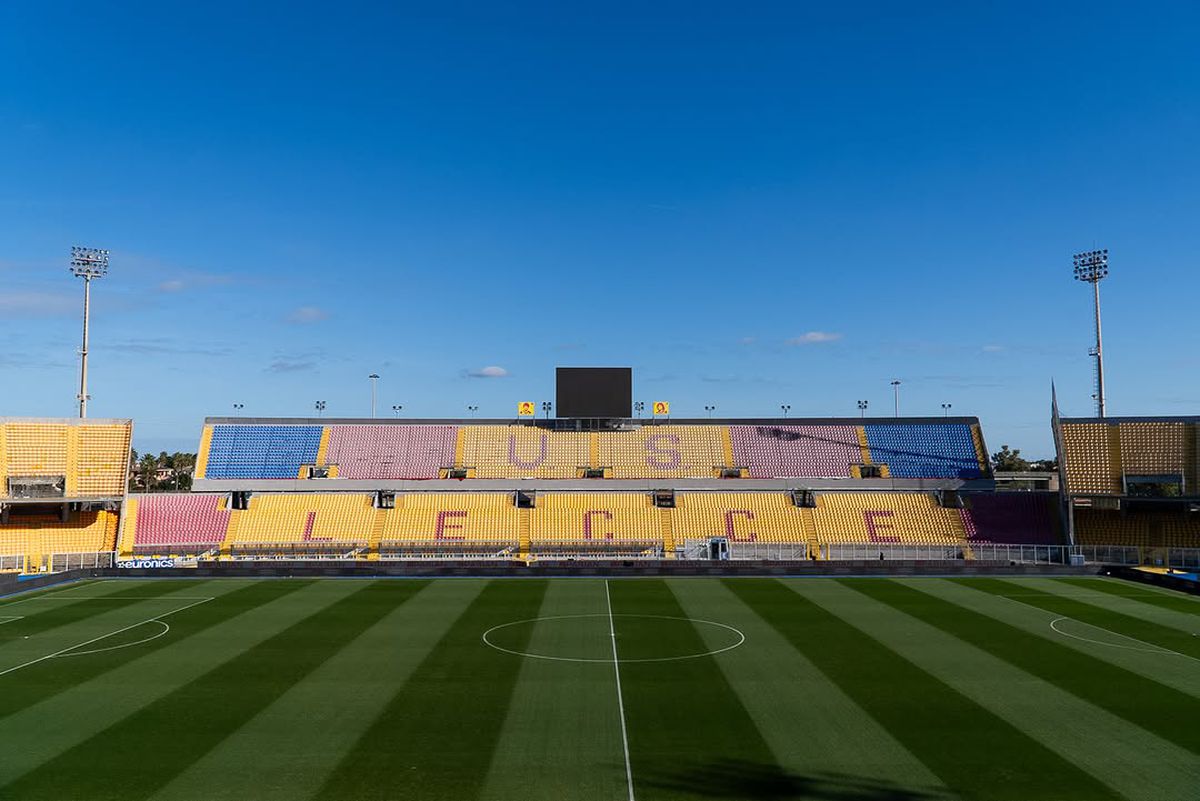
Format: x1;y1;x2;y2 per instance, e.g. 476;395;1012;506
991;445;1030;472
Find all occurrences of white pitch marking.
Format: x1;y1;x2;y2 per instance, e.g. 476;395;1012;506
54;620;171;657
1049;616;1200;663
605;580;636;801
481;614;746;664
0;596;214;678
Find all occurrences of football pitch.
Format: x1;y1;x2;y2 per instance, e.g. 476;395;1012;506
0;576;1197;801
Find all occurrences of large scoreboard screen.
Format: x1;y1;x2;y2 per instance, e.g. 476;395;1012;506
555;367;632;419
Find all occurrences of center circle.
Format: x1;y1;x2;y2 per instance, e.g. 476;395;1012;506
482;613;745;663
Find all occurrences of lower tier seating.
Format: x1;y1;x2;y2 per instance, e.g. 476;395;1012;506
960;493;1062;545
531;493;661;551
0;510;117;561
674;492;810;543
1073;509;1200;548
811;492;964;545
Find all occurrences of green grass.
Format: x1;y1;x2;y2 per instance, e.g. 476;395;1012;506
0;575;1196;801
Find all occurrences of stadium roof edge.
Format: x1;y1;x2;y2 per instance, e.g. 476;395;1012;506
0;417;133;425
1059;415;1200;424
201;415;983;426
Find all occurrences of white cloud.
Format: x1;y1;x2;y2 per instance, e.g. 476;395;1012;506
157;280;186;293
265;360;316;373
0;291;77;318
738;336;756;346
467;365;509;378
287;306;330;324
981;344;1006;353
787;331;843;345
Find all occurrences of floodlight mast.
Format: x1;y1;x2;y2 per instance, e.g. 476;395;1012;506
69;247;109;418
1073;249;1109;417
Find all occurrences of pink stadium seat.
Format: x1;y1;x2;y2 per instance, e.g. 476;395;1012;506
325;425;457;480
730;425;860;478
135;494;230;547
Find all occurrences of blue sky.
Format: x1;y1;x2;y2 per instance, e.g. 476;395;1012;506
1;1;1197;456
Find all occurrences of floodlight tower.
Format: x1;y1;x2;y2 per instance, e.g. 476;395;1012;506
69;246;109;418
1073;249;1109;417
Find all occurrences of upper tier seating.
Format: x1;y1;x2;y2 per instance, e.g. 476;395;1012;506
863;424;983;479
599;426;727;478
674;492;810;542
811;492;964;545
461;426;587;479
960;493;1061;544
382;492;518;544
203;425;323;479
326;424;455;479
129;494;230;549
531;493;661;546
730;424;861;478
0;510;117;557
229;493;375;545
1059;423;1123;495
0;419;131;498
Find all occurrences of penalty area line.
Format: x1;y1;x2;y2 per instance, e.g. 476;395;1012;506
0;596;214;678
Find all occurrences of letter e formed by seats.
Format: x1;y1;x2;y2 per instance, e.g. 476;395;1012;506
583;510;614;540
864;510;900;543
645;433;681;470
436;510;467;539
724;510;757;542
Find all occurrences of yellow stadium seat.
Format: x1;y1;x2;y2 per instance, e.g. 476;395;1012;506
674;492;809;543
531;493;660;548
228;494;375;545
1060;423;1122;495
381;492;518;544
599;426;727;479
459;426;587;479
811;492;964;546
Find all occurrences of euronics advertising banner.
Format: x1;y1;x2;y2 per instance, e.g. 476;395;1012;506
117;558;177;569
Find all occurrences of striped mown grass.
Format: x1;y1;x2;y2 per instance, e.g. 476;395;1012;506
0;575;1194;801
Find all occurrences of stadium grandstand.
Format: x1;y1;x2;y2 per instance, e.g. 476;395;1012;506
0;417;130;572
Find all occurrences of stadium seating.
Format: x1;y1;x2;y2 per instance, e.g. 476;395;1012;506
202;424;323;479
1073;508;1200;549
1117;422;1188;476
228;493;374;545
1059;422;1122;494
128;494;230;551
960;493;1061;544
460;426;587;479
810;492;965;545
599;426;727;478
730;424;861;478
0;419;131;498
863;424;983;479
674;492;811;543
530;493;661;550
326;424;455;479
381;492;518;545
0;510;117;559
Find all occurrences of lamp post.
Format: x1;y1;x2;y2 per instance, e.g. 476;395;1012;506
69;246;109;418
780;404;791;419
705;405;716;419
392;405;403;418
941;403;952;418
232;403;244;413
368;374;380;418
315;400;326;417
467;405;479;418
634;401;645;419
857;400;868;418
1073;249;1109;417
891;380;901;417
541;401;552;419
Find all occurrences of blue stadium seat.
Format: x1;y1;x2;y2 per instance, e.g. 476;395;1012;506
204;425;323;479
864;423;981;479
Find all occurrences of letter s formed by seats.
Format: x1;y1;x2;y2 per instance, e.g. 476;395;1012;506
435;510;467;539
582;510;614;541
645;433;681;470
864;510;900;543
724;510;757;542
